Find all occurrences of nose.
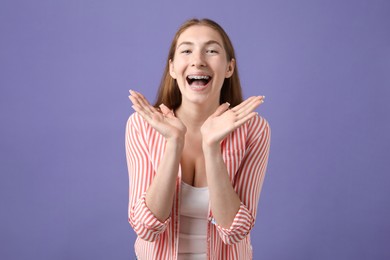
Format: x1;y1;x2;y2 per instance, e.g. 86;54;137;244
191;50;206;68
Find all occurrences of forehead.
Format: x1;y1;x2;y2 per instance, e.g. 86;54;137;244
176;25;224;46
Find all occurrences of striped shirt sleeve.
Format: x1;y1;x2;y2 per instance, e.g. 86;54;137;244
125;113;170;242
215;115;271;245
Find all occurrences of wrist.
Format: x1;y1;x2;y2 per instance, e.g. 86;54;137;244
166;136;185;152
202;141;221;154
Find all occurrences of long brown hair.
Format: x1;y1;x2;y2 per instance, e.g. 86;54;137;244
154;18;243;109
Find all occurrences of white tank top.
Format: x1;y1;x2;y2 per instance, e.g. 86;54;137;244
178;181;209;260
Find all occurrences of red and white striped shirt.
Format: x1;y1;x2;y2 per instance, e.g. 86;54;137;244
126;112;271;259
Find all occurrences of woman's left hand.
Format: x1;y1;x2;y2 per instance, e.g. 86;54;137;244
200;96;264;146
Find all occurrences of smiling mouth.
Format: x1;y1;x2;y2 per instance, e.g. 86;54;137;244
186;75;212;87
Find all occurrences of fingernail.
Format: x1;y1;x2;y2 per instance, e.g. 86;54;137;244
226;102;230;106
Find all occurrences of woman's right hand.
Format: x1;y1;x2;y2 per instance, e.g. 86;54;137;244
129;90;187;142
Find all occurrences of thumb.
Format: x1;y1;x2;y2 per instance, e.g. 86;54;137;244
212;102;230;117
159;104;175;117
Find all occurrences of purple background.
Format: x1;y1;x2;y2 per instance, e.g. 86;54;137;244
1;0;389;259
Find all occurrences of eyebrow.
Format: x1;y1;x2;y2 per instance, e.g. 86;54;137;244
176;40;223;49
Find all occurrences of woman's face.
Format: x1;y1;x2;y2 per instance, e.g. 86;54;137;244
169;25;235;107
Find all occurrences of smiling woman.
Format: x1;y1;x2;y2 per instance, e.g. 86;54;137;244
126;18;271;260
168;25;235;108
154;19;244;110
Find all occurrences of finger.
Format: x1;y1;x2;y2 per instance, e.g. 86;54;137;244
234;112;258;127
235;96;263;113
131;91;150;108
132;104;164;130
133;90;150;106
159;104;174;117
234;101;263;123
129;90;160;116
212;102;230;117
131;90;157;115
129;91;145;107
129;95;140;106
131;104;150;120
129;95;155;119
129;90;143;103
230;96;256;113
234;96;264;116
231;96;264;113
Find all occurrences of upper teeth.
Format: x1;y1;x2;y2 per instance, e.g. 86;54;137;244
188;75;210;80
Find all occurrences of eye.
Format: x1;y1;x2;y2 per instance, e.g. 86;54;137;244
206;49;219;54
181;49;192;54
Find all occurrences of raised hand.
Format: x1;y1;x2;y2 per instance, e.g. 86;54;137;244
129;90;187;141
200;96;264;146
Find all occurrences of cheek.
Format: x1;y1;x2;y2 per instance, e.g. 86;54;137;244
215;65;229;79
211;59;229;73
173;58;187;72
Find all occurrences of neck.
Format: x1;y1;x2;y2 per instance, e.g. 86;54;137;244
175;100;219;131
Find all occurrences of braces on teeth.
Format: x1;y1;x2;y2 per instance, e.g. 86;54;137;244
188;75;210;80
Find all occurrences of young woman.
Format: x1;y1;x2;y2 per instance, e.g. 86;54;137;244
126;18;270;260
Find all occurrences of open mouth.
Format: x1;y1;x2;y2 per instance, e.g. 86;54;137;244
186;75;212;87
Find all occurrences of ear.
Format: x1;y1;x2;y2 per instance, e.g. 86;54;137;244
169;59;177;79
225;58;235;78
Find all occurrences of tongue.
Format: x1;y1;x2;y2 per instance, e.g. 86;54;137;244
191;79;207;86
